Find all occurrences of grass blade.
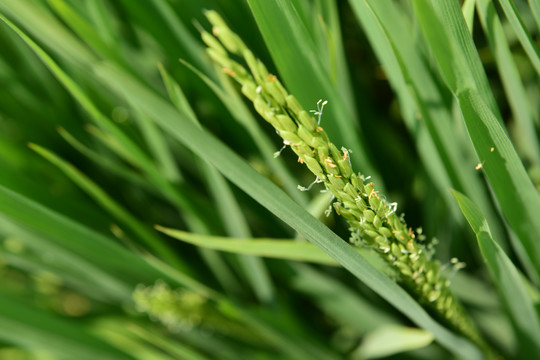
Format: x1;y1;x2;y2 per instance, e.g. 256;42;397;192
530;0;540;31
29;143;185;271
47;0;124;66
0;292;134;360
0;217;130;302
201;164;275;303
463;0;477;32
127;325;213;360
352;325;434;359
413;0;540;280
0;184;149;299
453;190;540;356
431;0;502;120
0;7;248;299
85;0;118;49
288;264;397;333
156;227;339;266
348;0;506;245
158;63;275;303
0;9;212;233
0;0;95;66
148;0;213;75
457;89;540;279
498;0;540;77
157;227;391;272
477;0;540;168
132;110;182;182
57;127;156;193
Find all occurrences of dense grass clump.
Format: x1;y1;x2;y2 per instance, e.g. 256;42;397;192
0;1;540;359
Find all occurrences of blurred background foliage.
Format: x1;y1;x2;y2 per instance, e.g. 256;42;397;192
0;0;539;359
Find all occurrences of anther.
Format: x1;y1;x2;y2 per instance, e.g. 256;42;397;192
324;158;337;168
368;189;379;199
341;147;353;166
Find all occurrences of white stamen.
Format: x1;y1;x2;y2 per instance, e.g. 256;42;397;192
324;195;336;216
297;177;321;191
309;99;328;124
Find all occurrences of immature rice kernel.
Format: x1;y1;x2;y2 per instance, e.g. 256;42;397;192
276;115;297;133
298;111;316;132
286;95;303;114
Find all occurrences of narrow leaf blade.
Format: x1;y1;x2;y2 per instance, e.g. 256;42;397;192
453;190;540;355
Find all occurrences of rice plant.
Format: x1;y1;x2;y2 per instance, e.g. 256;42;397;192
0;0;539;359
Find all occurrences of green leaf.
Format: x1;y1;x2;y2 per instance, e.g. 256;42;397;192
85;0;119;49
289;264;398;334
456;89;540;280
147;0;213;75
0;0;96;66
90;319;178;360
412;0;472;93
453;190;540;355
430;0;501;119
0;216;129;302
352;325;434;359
476;0;540;168
0;8;212;238
158;63;274;303
156;227;339;266
462;0;477;32
157;227;391;274
56;127;155;193
0;292;135;360
530;0;540;32
28;143;185;271
132;110;182;183
126;324;213;360
0;184;132;300
348;0;507;245
498;0;540;77
47;0;124;66
0;184;214;301
412;0;540;280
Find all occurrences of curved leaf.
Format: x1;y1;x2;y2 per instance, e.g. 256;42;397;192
156;227;339;266
352;325;434;359
413;0;540;281
453;190;540;355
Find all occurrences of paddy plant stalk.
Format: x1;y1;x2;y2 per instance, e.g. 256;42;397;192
200;10;493;356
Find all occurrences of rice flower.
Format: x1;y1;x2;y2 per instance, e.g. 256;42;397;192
201;10;491;354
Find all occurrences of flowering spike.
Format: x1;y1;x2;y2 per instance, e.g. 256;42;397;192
200;15;491;355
